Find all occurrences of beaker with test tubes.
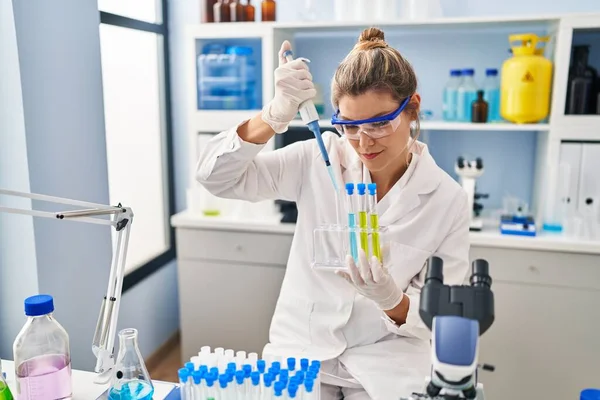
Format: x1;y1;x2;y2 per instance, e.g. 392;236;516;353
108;328;154;400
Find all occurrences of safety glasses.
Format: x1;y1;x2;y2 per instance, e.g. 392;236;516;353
331;97;410;140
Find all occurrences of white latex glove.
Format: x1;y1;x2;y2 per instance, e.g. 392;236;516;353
336;249;404;311
261;40;317;134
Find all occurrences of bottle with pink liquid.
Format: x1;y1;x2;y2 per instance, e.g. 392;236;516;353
13;295;72;400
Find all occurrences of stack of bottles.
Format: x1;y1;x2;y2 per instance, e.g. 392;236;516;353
202;0;275;23
177;347;321;399
197;44;259;111
443;68;500;123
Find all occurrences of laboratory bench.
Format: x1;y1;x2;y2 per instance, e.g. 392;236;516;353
172;210;600;400
0;359;177;399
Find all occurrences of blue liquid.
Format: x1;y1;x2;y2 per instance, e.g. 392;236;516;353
443;87;458;121
457;90;477;122
108;380;154;400
348;214;358;262
483;88;500;122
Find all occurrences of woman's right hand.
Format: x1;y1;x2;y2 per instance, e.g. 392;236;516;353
261;41;317;134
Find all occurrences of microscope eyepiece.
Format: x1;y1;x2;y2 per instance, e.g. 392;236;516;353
470;259;492;288
457;157;465;169
425;256;444;285
476;157;483;169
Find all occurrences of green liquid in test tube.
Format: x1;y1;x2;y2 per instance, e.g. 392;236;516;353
0;377;13;400
356;184;369;255
368;183;381;263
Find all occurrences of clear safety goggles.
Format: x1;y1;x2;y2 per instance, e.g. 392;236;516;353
330;97;410;140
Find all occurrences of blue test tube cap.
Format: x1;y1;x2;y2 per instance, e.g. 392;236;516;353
219;376;228;389
178;368;189;382
305;379;314;393
296;371;305;381
287;358;296;371
310;360;321;370
357;183;366;195
275;381;285;392
199;365;208;374
257;359;266;373
192;370;202;384
345;183;355;195
185;362;195;372
206;376;215;387
300;358;309;371
210;367;219;376
235;370;245;385
227;362;237;371
581;389;600;400
289;386;298;399
251;371;260;385
367;183;377;195
243;364;252;377
264;374;273;387
272;361;281;371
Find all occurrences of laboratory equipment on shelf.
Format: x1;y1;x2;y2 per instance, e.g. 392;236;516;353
0;188;134;384
213;0;231;22
500;33;552;124
0;361;14;400
176;347;322;399
443;69;462;121
500;213;536;236
454;157;487;231
471;90;489;123
402;258;495;400
457;69;478;122
283;49;338;192
200;0;218;22
197;45;259;111
542;161;571;233
566;45;598;115
230;0;244;22
13;294;72;400
261;0;276;21
244;0;255;21
482;68;500;122
108;329;154;400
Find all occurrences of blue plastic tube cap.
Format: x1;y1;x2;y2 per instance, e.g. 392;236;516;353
178;368;189;383
251;371;260;385
356;183;366;195
345;183;355;195
243;364;252;377
367;183;377;195
287;357;296;371
227;362;237;371
272;361;281;371
185;362;195;372
235;371;245;385
199;365;208;375
257;359;266;373
192;370;202;384
210;367;219;376
300;358;309;371
581;389;600;400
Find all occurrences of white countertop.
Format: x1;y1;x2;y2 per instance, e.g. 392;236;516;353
1;359;176;400
171;211;600;255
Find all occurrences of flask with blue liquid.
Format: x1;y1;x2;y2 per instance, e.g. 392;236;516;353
108;328;154;400
457;68;478;122
483;68;500;122
443;69;462;121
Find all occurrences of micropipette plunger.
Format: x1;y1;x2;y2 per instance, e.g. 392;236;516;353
282;49;339;192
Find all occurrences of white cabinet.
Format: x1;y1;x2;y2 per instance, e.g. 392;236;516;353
470;247;600;400
174;224;293;362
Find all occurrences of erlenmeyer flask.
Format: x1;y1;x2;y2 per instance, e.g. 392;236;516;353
108;329;154;400
0;373;14;400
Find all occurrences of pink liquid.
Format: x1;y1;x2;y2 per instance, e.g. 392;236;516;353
16;354;72;400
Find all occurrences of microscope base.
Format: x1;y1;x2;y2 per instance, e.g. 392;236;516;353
402;380;485;400
469;217;483;231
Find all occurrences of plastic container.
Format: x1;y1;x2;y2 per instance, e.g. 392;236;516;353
500;33;552;124
108;329;154;400
482;68;500;122
13;294;72;400
442;69;462;121
457;68;478;122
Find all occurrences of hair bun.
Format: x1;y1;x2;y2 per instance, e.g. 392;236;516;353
355;27;387;51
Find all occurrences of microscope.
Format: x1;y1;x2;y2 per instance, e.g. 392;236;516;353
455;157;488;231
403;257;495;400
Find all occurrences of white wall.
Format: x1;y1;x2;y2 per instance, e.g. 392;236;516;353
0;0;39;360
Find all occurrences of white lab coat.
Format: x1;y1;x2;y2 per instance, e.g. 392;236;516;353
196;125;471;400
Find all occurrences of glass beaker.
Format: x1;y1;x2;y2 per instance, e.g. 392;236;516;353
108;329;154;400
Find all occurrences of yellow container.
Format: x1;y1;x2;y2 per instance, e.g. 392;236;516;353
500;34;553;124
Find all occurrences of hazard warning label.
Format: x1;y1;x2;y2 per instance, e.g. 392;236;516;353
522;71;534;82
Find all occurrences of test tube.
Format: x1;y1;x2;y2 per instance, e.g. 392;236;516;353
262;373;273;400
192;370;203;400
178;368;190;400
300;359;309;372
257;359;266;374
206;375;216;400
345;183;359;262
356;183;369;255
367;183;381;262
235;370;246;399
251;372;261;400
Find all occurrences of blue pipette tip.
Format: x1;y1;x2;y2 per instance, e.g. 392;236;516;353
345;183;355;195
356;183;366;195
257;359;266;373
367;183;377;195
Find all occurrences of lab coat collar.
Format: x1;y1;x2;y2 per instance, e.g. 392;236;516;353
338;140;442;226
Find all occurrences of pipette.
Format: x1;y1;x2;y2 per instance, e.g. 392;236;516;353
282;49;339;192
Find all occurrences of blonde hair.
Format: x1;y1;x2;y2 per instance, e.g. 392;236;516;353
331;27;420;140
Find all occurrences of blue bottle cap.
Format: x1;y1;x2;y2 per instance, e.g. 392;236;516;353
462;68;475;76
450;69;462;76
486;68;498;76
581;389;600;400
192;370;202;384
300;358;309;370
356;183;366;195
185;362;195;372
178;368;189;382
287;357;296;370
24;294;54;317
257;359;266;373
345;183;355;195
251;372;260;385
367;183;377;195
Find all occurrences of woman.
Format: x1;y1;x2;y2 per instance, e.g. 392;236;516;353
197;28;470;400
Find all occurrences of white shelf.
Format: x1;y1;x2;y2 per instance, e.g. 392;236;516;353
553;116;600;141
289;119;550;132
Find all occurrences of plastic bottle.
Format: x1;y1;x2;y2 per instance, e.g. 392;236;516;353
13;295;72;400
471;90;489;123
442;69;462;121
456;68;478;122
261;0;276;21
482;68;500;122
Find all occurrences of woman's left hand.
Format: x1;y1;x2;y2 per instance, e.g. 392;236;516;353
336;249;404;311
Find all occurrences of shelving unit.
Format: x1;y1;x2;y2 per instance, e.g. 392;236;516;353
184;12;600;227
